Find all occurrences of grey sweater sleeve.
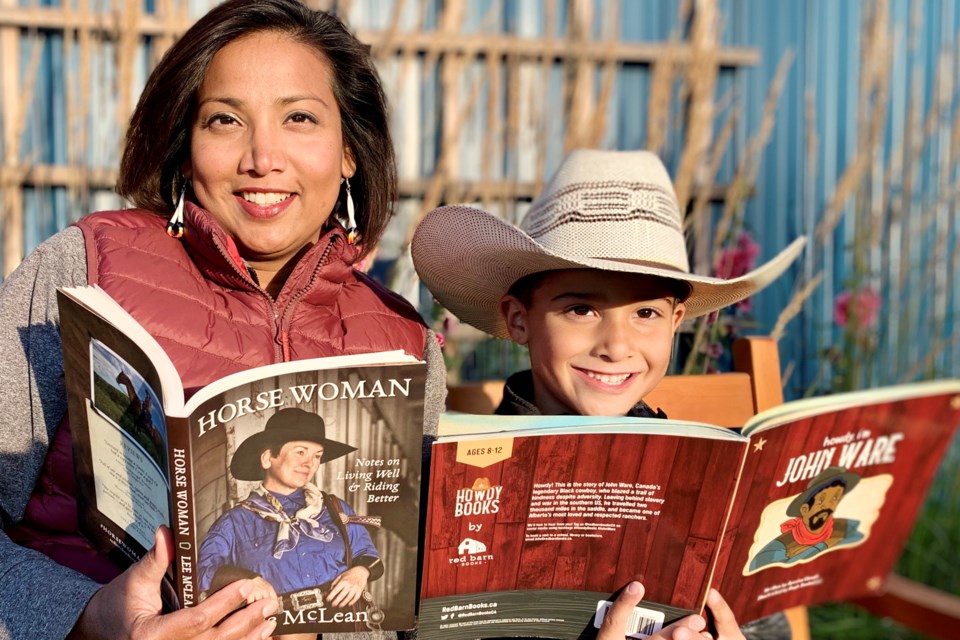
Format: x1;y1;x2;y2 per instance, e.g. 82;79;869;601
0;226;102;640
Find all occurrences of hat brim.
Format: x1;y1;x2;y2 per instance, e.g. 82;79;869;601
230;428;357;482
412;205;807;339
786;469;861;517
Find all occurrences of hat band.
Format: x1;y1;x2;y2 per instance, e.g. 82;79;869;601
522;180;683;238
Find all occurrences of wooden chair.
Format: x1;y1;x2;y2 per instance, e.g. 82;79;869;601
446;335;960;640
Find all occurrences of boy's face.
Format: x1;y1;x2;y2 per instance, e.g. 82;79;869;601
501;269;685;416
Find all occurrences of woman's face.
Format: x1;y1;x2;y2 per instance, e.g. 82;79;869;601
184;31;355;277
261;440;325;495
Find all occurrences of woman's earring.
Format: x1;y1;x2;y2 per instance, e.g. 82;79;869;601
344;177;358;245
166;183;187;238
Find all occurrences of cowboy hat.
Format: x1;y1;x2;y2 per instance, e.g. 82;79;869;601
786;466;861;517
229;407;356;481
411;149;806;339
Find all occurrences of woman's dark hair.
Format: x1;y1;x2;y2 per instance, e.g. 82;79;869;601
117;0;396;255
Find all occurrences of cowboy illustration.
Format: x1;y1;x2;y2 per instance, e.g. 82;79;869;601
749;466;865;571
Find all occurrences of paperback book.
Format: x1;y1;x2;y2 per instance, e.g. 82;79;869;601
58;285;427;635
419;381;960;639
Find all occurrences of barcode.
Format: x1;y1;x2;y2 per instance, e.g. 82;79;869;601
594;600;665;639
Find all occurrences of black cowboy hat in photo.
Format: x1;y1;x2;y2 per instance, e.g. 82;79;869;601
785;466;861;517
230;407;357;481
411;148;807;339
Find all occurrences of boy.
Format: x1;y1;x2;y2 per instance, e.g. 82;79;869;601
412;149;805;639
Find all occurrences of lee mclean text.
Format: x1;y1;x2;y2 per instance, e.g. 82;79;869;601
194;378;412;437
281;605;370;626
172;447;195;606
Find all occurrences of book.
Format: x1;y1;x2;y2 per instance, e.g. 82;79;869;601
57;285;427;635
418;381;960;639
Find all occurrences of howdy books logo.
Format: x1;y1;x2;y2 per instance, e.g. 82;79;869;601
454;477;503;517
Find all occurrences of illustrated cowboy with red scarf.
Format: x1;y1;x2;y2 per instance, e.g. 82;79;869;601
749;466;865;571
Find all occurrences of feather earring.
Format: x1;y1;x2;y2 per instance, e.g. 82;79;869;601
344;177;358;245
166;183;187;238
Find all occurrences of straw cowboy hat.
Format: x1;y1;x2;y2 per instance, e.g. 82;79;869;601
786;467;861;517
230;408;356;481
411;149;806;339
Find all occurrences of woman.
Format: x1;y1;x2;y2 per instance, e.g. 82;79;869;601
198;408;384;632
0;1;444;638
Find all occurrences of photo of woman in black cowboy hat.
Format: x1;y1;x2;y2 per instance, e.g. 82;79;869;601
198;407;385;635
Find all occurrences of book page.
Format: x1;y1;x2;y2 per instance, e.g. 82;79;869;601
742;379;960;436
59;290;176;564
86;398;169;551
439;412;747;442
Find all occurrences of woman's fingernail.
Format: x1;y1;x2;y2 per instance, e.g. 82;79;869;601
262;598;278;617
260;618;277;639
626;581;641;595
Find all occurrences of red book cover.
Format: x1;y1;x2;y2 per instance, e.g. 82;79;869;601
420;417;748;639
420;382;960;639
717;385;960;622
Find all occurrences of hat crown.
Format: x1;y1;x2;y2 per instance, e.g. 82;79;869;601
519;149;690;272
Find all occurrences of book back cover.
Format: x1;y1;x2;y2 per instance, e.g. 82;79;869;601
420;420;747;639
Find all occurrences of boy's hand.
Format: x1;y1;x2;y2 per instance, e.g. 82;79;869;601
597;583;752;640
704;588;746;640
597;581;645;640
598;582;710;640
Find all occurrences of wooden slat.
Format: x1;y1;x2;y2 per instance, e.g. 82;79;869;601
733;336;784;412
0;6;760;67
446;380;504;414
0;165;742;204
852;574;960;640
645;373;756;427
1;0;24;276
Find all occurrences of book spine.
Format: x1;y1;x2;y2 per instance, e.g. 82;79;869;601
167;415;200;609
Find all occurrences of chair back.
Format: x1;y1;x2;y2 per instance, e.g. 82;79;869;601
446;337;783;424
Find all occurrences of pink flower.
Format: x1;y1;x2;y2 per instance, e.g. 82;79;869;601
834;287;882;329
714;232;761;279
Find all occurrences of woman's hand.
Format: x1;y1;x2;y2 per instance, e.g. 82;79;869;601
325;565;371;608
67;526;278;640
244;576;278;606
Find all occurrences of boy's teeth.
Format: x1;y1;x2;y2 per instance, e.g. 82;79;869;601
241;192;291;205
587;371;630;385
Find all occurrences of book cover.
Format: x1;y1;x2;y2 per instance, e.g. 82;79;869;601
419;418;749;639
716;382;960;622
419;382;960;639
58;285;427;634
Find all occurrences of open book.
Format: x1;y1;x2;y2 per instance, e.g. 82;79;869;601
58;285;426;635
418;381;960;639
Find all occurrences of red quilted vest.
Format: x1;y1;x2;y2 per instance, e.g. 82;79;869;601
8;205;427;582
